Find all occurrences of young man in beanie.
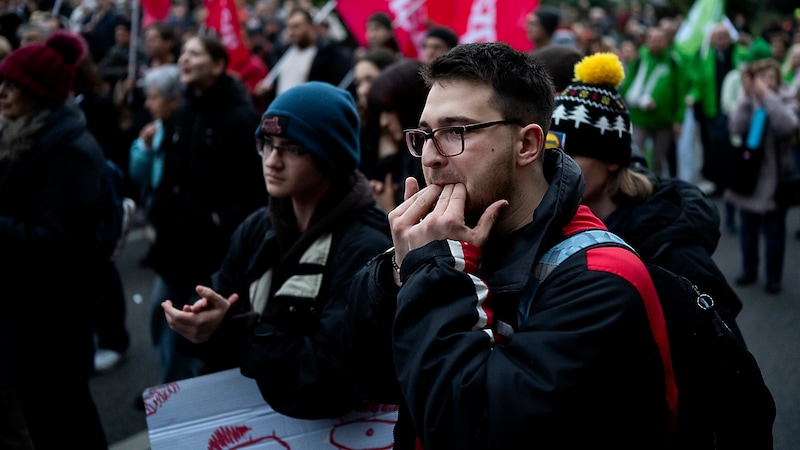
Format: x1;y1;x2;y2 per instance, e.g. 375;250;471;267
0;31;108;448
343;42;676;449
162;81;392;419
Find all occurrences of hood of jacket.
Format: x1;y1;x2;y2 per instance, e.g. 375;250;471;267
607;177;721;259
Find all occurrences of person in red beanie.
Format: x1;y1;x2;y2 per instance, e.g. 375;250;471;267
0;31;109;448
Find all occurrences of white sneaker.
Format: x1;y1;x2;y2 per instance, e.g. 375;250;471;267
94;349;123;373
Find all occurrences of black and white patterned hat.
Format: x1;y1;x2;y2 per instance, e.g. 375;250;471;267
549;52;632;167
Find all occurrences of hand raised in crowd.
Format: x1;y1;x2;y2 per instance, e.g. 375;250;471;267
162;285;239;344
388;178;507;273
139;122;157;148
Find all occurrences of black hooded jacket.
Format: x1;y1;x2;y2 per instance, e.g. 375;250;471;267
604;177;744;336
180;171;392;419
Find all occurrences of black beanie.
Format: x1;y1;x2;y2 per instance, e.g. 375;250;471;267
549;52;632;167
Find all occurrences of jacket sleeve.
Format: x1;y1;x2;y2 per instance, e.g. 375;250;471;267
393;239;673;449
340;250;404;405
128;136;154;188
239;224;392;419
761;89;799;138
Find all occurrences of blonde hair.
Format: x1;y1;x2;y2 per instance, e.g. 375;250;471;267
607;167;653;204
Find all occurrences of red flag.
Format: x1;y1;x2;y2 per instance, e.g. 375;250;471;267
141;0;171;28
204;0;249;69
337;0;537;56
429;0;538;52
336;0;427;58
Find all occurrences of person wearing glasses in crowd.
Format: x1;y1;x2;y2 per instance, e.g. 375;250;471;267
342;42;677;449
162;81;392;419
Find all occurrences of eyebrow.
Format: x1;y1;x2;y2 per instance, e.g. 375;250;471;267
418;115;476;129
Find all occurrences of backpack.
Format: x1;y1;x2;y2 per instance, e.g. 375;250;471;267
95;159;125;259
520;229;776;449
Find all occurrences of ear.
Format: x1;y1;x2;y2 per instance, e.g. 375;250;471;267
606;162;620;173
517;123;545;167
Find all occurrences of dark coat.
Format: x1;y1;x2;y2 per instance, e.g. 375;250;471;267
181;171;391;419
146;74;267;290
346;149;676;449
605;177;744;336
0;101;105;385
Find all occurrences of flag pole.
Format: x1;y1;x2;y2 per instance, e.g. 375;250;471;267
128;0;141;105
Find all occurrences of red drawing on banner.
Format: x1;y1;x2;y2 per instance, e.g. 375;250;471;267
143;383;180;417
207;426;289;450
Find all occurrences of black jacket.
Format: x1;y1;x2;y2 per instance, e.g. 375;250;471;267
0;101;106;387
346;150;677;449
147;74;267;290
605;177;744;336
182;171;392;419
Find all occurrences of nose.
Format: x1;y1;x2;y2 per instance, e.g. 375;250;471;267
263;147;283;168
419;137;445;168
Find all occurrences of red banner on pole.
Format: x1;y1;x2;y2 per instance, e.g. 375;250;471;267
336;0;539;55
204;0;249;69
141;0;171;28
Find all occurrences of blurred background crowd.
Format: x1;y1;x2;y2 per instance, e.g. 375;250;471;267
1;0;798;447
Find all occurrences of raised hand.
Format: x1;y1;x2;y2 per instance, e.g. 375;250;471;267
162;285;239;344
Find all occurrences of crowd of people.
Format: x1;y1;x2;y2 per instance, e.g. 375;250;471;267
0;0;797;448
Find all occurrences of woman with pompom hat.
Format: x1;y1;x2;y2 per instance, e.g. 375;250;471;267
550;52;769;445
0;31;109;448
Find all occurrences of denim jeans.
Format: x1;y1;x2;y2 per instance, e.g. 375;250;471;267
149;275;202;383
739;208;787;284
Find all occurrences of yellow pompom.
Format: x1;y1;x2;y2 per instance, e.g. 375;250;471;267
573;52;625;88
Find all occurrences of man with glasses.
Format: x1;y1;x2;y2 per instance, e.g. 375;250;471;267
343;42;677;449
162;81;392;419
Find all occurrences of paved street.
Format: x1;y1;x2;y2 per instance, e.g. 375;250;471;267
91;200;800;450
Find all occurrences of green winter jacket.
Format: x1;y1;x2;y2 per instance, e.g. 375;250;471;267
686;43;748;119
620;47;687;129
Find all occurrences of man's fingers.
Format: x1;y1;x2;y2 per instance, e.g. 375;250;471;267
195;285;229;307
403;177;420;202
390;183;441;222
473;199;508;242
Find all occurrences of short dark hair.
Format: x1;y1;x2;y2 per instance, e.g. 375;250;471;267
288;7;313;24
367;58;428;129
193;32;229;71
145;21;177;43
355;47;398;72
530;45;585;93
367;12;392;30
422;42;554;134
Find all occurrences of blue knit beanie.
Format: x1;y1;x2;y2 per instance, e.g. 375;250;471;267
256;81;360;177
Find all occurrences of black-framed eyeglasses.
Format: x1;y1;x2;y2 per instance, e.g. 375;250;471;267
403;120;525;158
256;138;308;159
